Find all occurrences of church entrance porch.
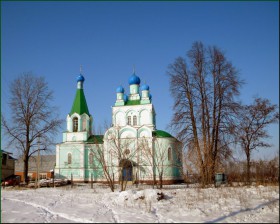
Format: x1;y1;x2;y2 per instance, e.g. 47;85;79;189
120;159;133;181
122;166;132;181
119;159;134;183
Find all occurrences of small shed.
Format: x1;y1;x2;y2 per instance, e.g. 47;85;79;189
215;173;227;185
1;150;17;180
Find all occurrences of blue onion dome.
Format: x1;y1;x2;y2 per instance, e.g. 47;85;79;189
128;73;141;85
77;74;85;82
140;84;150;91
116;85;124;93
149;93;152;99
123;94;128;102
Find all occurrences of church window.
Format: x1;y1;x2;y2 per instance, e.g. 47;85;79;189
73;117;78;132
68;153;72;164
82;118;86;131
89;152;94;165
127;116;131;125
133;115;137;125
168;147;172;161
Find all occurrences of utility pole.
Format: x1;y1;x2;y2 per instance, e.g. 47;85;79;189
36;135;41;188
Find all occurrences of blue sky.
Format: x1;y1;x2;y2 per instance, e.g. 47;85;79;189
1;1;279;160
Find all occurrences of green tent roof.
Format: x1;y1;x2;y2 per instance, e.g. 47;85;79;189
152;130;174;138
70;89;90;116
86;135;104;144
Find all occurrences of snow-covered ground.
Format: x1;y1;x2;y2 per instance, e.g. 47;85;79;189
1;183;279;223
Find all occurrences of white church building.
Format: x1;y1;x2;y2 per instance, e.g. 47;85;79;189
55;70;183;184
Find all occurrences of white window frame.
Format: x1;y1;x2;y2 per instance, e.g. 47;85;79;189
127;116;131;125
39;173;47;180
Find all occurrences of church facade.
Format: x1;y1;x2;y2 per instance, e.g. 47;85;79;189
55;71;183;184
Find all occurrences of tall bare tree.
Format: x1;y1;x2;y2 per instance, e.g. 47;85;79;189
88;143;116;192
138;137;182;189
236;97;279;184
167;41;242;186
138;137;161;188
107;132;139;191
1;72;63;183
89;127;140;192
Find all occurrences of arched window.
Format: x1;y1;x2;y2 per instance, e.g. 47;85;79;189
133;115;137;125
127;116;131;125
89;152;94;165
168;147;172;161
68;153;72;164
73;117;78;132
82;118;87;131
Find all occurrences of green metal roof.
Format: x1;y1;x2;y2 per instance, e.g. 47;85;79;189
125;100;141;106
70;89;90;116
152;130;174;138
86;135;104;144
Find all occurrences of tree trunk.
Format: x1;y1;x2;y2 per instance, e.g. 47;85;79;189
153;171;156;189
159;173;163;189
23;153;29;184
246;156;251;185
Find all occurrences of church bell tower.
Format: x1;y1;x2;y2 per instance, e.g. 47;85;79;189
62;68;93;142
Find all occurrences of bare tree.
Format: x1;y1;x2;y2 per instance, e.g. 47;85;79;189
167;41;242;186
88;143;116;192
89;127;140;192
138;137;158;188
235;97;279;184
107;132;138;191
1;72;63;183
138;136;182;189
93;119;111;135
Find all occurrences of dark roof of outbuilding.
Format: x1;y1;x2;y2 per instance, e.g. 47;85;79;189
1;150;17;160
